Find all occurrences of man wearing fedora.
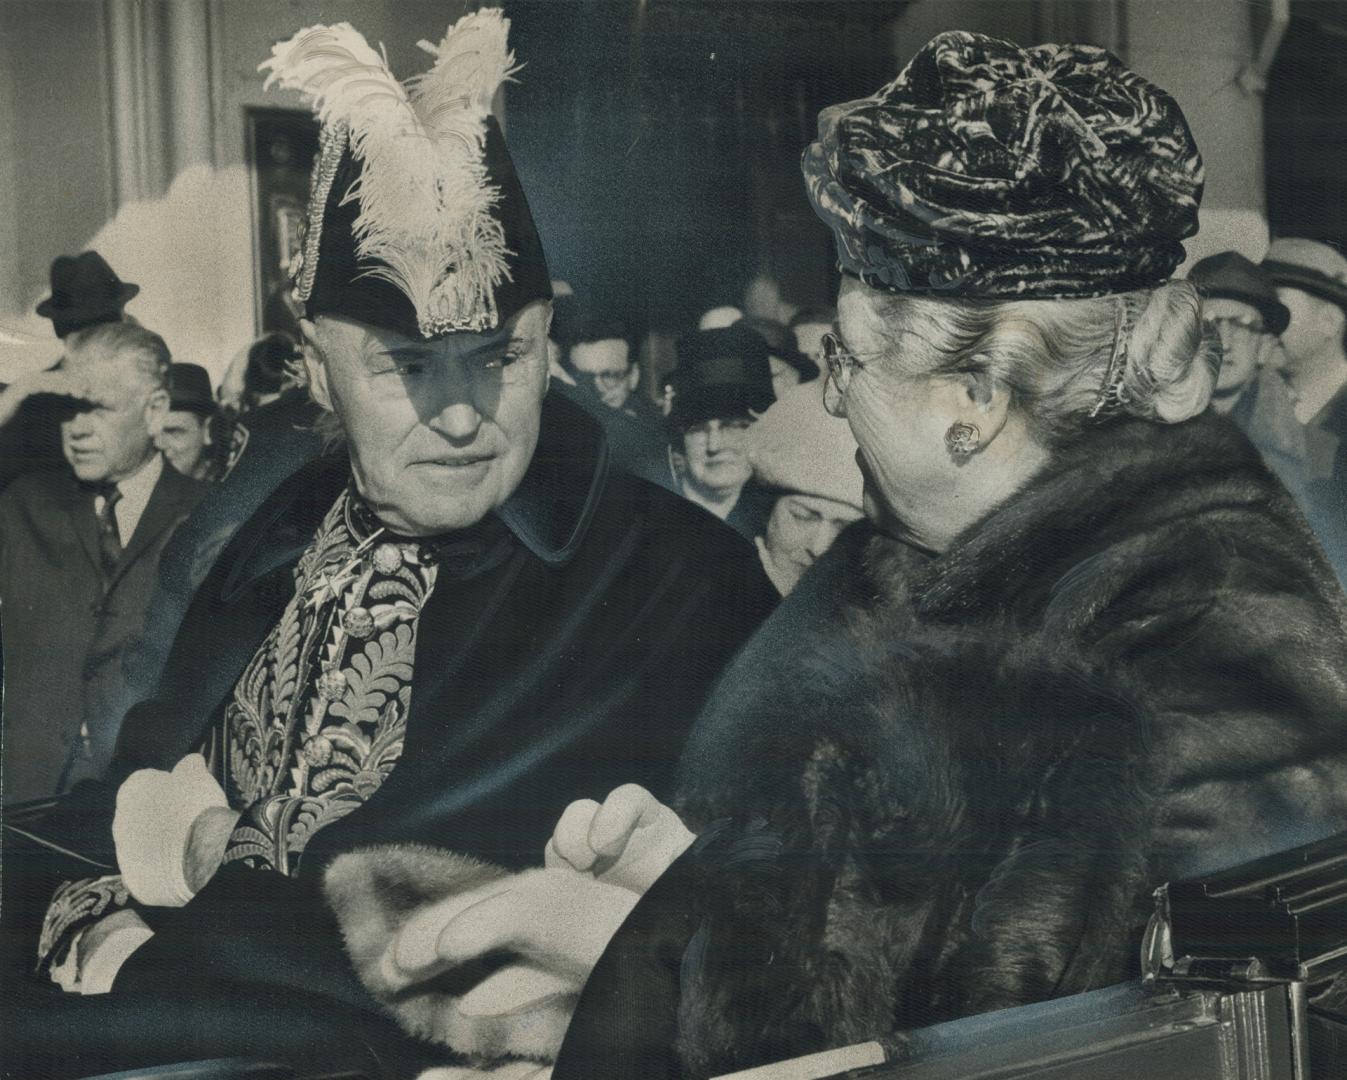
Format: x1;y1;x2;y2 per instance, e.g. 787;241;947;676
1;13;774;1077
665;322;777;539
0;251;140;492
1262;238;1347;483
155;363;222;482
36;251;141;340
1187;252;1306;481
0;321;208;805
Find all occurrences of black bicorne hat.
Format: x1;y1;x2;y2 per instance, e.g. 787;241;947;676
297;118;551;340
264;12;551;341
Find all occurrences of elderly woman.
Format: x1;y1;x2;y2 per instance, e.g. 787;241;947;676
370;31;1347;1080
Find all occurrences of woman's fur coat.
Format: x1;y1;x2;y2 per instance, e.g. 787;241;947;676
555;412;1347;1079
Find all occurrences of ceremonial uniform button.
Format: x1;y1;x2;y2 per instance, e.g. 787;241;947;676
342;607;375;639
371;543;403;574
316;666;347;700
302;735;333;767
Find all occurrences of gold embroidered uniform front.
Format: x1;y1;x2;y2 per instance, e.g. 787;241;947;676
221;488;439;875
38;489;442;957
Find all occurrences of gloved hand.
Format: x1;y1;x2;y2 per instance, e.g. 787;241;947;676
381;867;640;997
112;753;239;908
545;783;695;895
376;865;640;1063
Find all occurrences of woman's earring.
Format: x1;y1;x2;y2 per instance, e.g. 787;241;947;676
945;421;980;456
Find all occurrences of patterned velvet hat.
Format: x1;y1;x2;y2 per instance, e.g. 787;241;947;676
802;31;1204;300
262;11;551;340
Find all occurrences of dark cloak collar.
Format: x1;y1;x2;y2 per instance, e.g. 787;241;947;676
221;390;610;599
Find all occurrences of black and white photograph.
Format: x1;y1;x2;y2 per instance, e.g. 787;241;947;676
3;1;1347;1077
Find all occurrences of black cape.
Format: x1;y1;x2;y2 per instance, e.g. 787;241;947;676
3;392;776;1078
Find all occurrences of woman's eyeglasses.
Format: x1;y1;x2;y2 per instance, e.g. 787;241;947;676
821;331;867;384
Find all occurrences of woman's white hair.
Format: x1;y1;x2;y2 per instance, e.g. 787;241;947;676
867;280;1221;446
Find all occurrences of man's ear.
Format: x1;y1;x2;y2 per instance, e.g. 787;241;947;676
299;318;333;412
143;388;169;436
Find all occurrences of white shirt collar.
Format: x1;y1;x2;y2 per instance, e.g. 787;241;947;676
102;452;163;542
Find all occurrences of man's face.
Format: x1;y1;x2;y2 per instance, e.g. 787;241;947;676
303;303;550;536
59;348;165;484
1277;286;1346;378
155;409;212;478
1205;297;1272;409
570;338;636;410
681;415;753;496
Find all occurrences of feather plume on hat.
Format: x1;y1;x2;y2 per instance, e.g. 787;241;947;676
260;11;519;335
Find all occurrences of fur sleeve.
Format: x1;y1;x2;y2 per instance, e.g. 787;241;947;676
671;635;1156;1079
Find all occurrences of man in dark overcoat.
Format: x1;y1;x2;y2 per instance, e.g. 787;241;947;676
1;12;774;1078
0;321;206;802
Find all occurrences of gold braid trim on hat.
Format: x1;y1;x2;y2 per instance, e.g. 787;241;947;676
292;121;348;305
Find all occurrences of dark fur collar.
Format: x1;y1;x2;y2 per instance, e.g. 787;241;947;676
862;414;1292;620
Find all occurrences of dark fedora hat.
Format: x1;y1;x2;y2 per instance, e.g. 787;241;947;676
165;363;217;415
1188;252;1290;334
35;251;140;339
666;324;776;428
737;316;820;381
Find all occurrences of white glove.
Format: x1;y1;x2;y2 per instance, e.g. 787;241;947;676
545;783;695;895
381;865;639;1003
113;754;237;908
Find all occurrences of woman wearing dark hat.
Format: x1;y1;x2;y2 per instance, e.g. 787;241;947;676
397;31;1347;1079
664;323;777;537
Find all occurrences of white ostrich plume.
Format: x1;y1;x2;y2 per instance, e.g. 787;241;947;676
260;10;519;335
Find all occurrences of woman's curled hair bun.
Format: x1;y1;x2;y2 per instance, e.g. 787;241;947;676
1119;280;1220;424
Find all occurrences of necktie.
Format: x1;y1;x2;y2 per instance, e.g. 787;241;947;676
95;486;123;578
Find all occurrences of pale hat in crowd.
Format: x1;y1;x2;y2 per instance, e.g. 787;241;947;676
1262;238;1347;311
746;381;864;511
698;305;743;331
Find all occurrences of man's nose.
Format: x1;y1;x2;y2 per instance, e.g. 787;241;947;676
64;410;96;437
418;365;487;441
429;400;484;441
704;424;724;452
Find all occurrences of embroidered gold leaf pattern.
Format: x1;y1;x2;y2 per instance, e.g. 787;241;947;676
221;489;437;875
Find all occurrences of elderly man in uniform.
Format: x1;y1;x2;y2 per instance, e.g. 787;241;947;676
2;13;774;1078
